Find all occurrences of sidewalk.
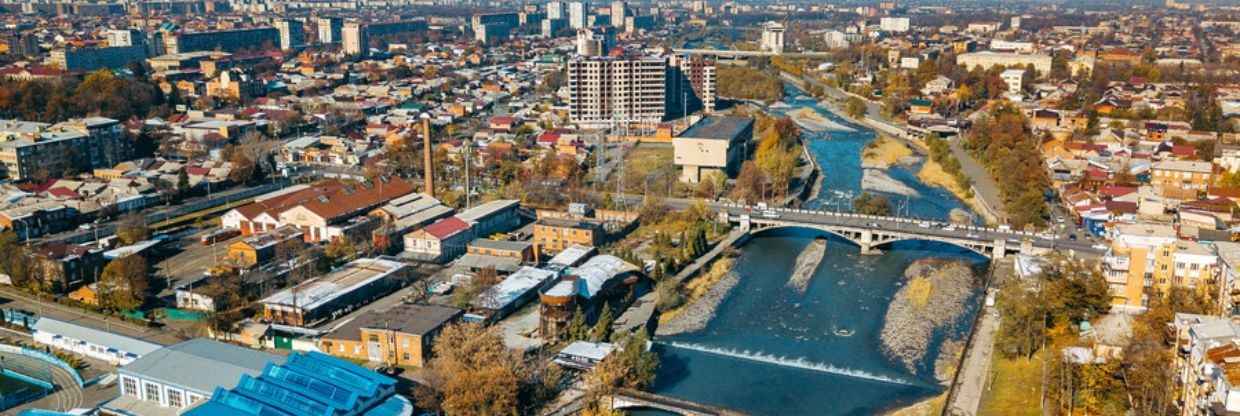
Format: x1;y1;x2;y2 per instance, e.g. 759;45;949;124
948;140;1007;223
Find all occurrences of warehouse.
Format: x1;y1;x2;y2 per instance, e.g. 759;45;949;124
260;257;409;327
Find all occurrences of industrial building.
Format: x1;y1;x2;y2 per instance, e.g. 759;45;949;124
471;266;557;321
108;339;283;415
672;116;755;183
539;254;642;339
260;257;410;327
317;303;461;368
182;351;410;416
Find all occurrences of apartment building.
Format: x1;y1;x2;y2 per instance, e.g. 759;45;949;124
1151;160;1214;200
567;56;667;126
164;27;280;54
274;19;305;50
668;54;717;115
50;45;147;72
343;19;428;56
1104;223;1219;311
533;217;605;254
1174;314;1240;416
0;117;127;180
956;51;1053;76
317;17;343;43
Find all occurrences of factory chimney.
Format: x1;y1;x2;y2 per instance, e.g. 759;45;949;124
422;118;434;197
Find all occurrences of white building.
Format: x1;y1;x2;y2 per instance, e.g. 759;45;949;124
568;1;589;29
110;339;282;414
880;17;910;33
956;51;1052;76
547;1;566;20
760;21;785;53
990;39;1036;54
274;19;305;50
33;318;162;366
567;56;668;126
317;17;342;44
1001;68;1025;93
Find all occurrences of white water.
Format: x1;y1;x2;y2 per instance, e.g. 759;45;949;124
661;341;920;387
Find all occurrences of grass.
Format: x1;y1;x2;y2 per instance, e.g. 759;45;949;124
151;198;251;230
606;144;680;197
905;276;933;309
978;350;1045;416
887;392;949;416
862;136;914;169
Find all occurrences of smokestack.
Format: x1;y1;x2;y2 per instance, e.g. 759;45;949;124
422;118;434;197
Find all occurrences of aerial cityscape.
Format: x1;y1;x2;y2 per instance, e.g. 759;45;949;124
0;0;1234;415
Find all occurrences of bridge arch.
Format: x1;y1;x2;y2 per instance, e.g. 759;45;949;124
747;224;993;258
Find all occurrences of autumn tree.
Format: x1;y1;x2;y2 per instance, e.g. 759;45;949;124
852;192;891;216
98;255;149;311
115;213;150;245
427;323;525;415
845;96;868;119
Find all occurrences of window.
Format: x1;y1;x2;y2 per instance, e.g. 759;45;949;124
144;382;161;403
167;388;184;408
121;377;139;398
189;394;204;404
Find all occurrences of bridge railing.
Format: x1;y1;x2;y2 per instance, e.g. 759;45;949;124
717;203;1057;241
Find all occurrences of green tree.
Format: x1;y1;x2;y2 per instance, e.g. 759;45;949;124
589;304;614;342
98;255;148;311
567;305;588;341
845;97;867;119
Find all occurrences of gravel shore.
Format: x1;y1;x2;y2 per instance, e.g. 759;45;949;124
879;259;977;374
787;239;827;293
656;270;741;337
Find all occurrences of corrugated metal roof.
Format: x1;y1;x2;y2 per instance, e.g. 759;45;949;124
119;338;282;396
34;318;162;356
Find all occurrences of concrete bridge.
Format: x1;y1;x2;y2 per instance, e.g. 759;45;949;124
710;203;1104;259
607;389;747;416
672;48;835;58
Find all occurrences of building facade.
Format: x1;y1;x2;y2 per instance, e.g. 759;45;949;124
567;56;668;126
0;117;127;180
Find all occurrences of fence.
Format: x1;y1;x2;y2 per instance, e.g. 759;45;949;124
0;344;84;388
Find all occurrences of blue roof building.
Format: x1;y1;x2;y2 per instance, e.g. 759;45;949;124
183;351;412;416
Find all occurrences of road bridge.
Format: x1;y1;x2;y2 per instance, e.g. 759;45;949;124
710;203;1104;259
672;48;835;58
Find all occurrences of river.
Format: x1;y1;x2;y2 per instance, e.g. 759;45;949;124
644;85;987;415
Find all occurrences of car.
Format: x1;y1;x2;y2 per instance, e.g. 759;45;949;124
967;233;979;239
756;202;769;210
943;225;957;232
762;210;779;219
1069;234;1077;240
1092;244;1108;250
918;221;931;228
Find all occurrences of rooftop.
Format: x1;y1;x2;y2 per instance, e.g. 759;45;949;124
120;338;284;396
33;317;163;357
261;258;407;312
679;116;754;141
323;304;461;341
473;266;556;310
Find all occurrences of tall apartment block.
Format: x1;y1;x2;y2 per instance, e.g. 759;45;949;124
274;19;305;50
567;56;667;126
668;54;717;115
343;19;428;57
318;17;343;44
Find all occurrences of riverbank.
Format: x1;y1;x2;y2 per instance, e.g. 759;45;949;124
657;256;740;336
787;238;827;293
789;107;856;133
917;158;997;224
862;168;920;197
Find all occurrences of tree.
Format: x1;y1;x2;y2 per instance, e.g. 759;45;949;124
589;304;614;342
567;306;588;341
427;323;525;415
98;255;148;311
731;161;767;203
115;213;150;245
852;192;891;215
845;96;867;119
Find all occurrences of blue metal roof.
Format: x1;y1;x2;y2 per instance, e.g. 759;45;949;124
183;351;405;416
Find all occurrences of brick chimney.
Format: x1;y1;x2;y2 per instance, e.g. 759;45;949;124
422;118;434;197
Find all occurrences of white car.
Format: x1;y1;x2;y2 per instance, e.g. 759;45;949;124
762;210;779;218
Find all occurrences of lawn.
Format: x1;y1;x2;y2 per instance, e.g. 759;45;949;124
605;143;683;198
978;350;1045;416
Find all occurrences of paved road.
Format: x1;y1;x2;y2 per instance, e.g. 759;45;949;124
948;257;1014;415
948;139;1008;223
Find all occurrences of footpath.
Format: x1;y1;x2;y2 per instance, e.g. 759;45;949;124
945;256;1013;415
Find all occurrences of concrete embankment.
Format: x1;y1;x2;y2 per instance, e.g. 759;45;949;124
787;238;827;293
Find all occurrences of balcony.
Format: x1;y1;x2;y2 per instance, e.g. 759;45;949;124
1103;255;1130;271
